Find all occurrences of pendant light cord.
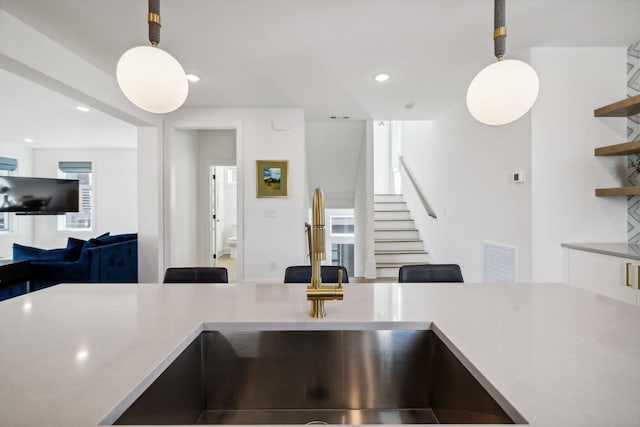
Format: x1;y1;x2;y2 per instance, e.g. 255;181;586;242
148;0;161;47
493;0;506;61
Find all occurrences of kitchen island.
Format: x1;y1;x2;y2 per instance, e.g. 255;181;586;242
0;282;638;426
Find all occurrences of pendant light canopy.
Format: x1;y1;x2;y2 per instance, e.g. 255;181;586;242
116;0;188;114
466;0;539;126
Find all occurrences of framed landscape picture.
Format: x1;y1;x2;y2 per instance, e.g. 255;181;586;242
256;160;289;198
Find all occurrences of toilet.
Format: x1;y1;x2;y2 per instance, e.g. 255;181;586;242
227;225;237;259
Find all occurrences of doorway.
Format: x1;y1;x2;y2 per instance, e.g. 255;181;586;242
210;165;237;281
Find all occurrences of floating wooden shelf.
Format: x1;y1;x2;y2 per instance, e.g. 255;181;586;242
594;94;640;117
595;187;640;197
593;95;640;196
595;140;640;156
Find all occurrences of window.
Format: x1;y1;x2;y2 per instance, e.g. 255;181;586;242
0;157;18;232
331;243;354;276
330;215;354;236
58;162;93;230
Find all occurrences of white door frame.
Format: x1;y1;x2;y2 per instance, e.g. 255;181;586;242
163;122;243;281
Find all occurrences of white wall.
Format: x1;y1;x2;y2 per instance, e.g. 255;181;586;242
0;142;33;258
306;121;366;208
401;103;533;283
354;121;376;278
167;130;199;267
199;130;236;161
530;47;628;281
373;122;393;194
165;108;306;282
30;148;138;249
137;127;163;283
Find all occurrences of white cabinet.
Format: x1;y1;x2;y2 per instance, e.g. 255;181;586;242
566;248;639;306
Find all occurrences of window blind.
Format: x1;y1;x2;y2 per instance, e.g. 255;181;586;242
58;161;93;229
0;157;17;171
58;161;92;173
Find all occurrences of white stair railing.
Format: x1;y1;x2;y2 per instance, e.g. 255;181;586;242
398;156;437;219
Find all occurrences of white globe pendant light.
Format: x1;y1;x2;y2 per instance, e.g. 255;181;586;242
117;46;187;114
466;0;539;126
467;59;539;126
116;0;188;114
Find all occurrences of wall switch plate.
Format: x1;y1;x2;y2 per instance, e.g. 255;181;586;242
271;121;291;131
264;208;276;218
512;171;525;183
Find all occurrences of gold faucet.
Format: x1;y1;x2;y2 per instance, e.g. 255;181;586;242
307;188;344;318
307;188;344;317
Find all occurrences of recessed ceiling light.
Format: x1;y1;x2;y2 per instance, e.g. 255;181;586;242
23;138;34;143
374;73;391;83
76;106;90;112
186;74;201;82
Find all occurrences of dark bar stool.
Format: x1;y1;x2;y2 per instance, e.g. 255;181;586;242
398;264;463;283
284;265;349;283
163;267;229;283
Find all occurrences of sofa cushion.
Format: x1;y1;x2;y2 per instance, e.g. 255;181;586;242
78;233;136;249
81;238;103;251
95;232;110;240
75;232;109;251
65;237;86;261
13;243;76;262
67;237;86;247
96;233;137;245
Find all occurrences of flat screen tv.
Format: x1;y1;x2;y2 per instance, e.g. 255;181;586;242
0;176;79;215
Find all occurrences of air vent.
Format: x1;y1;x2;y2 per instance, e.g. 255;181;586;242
483;241;516;283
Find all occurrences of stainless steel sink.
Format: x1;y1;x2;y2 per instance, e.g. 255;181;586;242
112;330;523;425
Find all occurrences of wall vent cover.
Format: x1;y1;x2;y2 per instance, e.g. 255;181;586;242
483;241;516;283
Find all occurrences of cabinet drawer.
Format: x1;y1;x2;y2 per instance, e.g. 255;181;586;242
567;249;638;305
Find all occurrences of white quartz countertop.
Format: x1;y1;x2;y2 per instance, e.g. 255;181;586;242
0;282;639;427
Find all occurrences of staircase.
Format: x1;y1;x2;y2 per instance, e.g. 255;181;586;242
374;194;430;277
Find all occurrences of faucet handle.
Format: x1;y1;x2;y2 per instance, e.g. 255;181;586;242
337;269;343;288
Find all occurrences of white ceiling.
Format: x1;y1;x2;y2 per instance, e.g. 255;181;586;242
1;0;640;148
0;68;137;149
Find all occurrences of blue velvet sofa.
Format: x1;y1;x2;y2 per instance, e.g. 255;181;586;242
11;232;138;292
